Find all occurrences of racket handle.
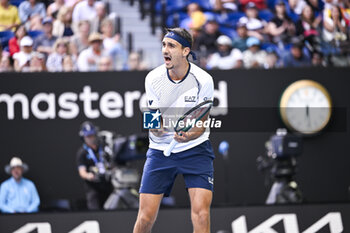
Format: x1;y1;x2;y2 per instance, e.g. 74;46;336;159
163;139;178;157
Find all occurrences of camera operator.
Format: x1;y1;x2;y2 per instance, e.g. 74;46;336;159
76;121;112;210
257;128;303;205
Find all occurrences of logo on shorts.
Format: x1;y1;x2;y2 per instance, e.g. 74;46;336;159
143;110;161;129
208;177;214;185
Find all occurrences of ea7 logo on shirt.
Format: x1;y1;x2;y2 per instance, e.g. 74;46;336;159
143;110;161;129
184;96;196;102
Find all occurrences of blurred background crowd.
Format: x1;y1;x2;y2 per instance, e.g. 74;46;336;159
0;0;350;72
165;0;350;69
0;0;149;72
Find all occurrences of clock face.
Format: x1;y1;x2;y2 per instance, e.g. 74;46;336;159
280;80;332;135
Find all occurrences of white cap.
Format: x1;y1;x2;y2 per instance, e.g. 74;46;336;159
217;35;232;46
20;36;33;47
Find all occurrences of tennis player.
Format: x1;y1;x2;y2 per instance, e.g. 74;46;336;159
133;27;215;233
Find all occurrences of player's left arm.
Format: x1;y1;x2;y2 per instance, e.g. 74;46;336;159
174;112;209;143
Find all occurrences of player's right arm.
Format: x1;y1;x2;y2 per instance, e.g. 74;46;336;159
77;149;95;181
149;116;165;137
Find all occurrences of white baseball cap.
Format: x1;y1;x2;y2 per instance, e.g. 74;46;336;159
216;35;232;46
20;36;33;47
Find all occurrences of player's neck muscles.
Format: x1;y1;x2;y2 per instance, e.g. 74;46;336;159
168;62;190;81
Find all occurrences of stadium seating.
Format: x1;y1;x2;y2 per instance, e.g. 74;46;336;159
0;30;15;50
10;0;24;7
27;30;44;39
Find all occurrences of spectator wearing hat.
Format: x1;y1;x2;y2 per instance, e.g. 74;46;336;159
77;32;107;71
33;17;58;57
267;0;296;45
282;39;311;67
18;0;46;23
242;36;267;68
238;2;267;41
232;22;249;51
0;0;21;32
13;35;35;71
0;157;40;213
206;35;243;69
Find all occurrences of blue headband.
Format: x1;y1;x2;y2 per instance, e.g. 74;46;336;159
164;31;197;60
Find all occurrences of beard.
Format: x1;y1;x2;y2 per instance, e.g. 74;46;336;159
166;64;174;70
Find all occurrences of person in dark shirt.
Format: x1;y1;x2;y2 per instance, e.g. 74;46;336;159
76;121;112;210
295;4;322;53
33;17;57;58
195;19;222;56
283;39;311;67
267;0;296;44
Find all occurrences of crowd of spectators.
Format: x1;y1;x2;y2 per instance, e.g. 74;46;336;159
173;0;350;69
1;0;350;72
0;0;149;72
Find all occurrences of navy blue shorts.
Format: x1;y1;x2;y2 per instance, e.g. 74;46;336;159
139;140;214;197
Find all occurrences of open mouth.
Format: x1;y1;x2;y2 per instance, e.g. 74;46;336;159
164;56;171;63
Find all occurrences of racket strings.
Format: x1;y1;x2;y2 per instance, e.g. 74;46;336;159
175;104;212;132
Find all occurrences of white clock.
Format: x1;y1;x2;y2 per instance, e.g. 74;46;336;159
279;80;332;135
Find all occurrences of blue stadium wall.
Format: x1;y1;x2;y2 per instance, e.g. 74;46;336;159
0;67;349;210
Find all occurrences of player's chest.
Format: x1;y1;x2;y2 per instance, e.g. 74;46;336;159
158;81;199;108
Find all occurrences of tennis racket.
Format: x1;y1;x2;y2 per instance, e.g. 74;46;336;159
163;100;213;156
